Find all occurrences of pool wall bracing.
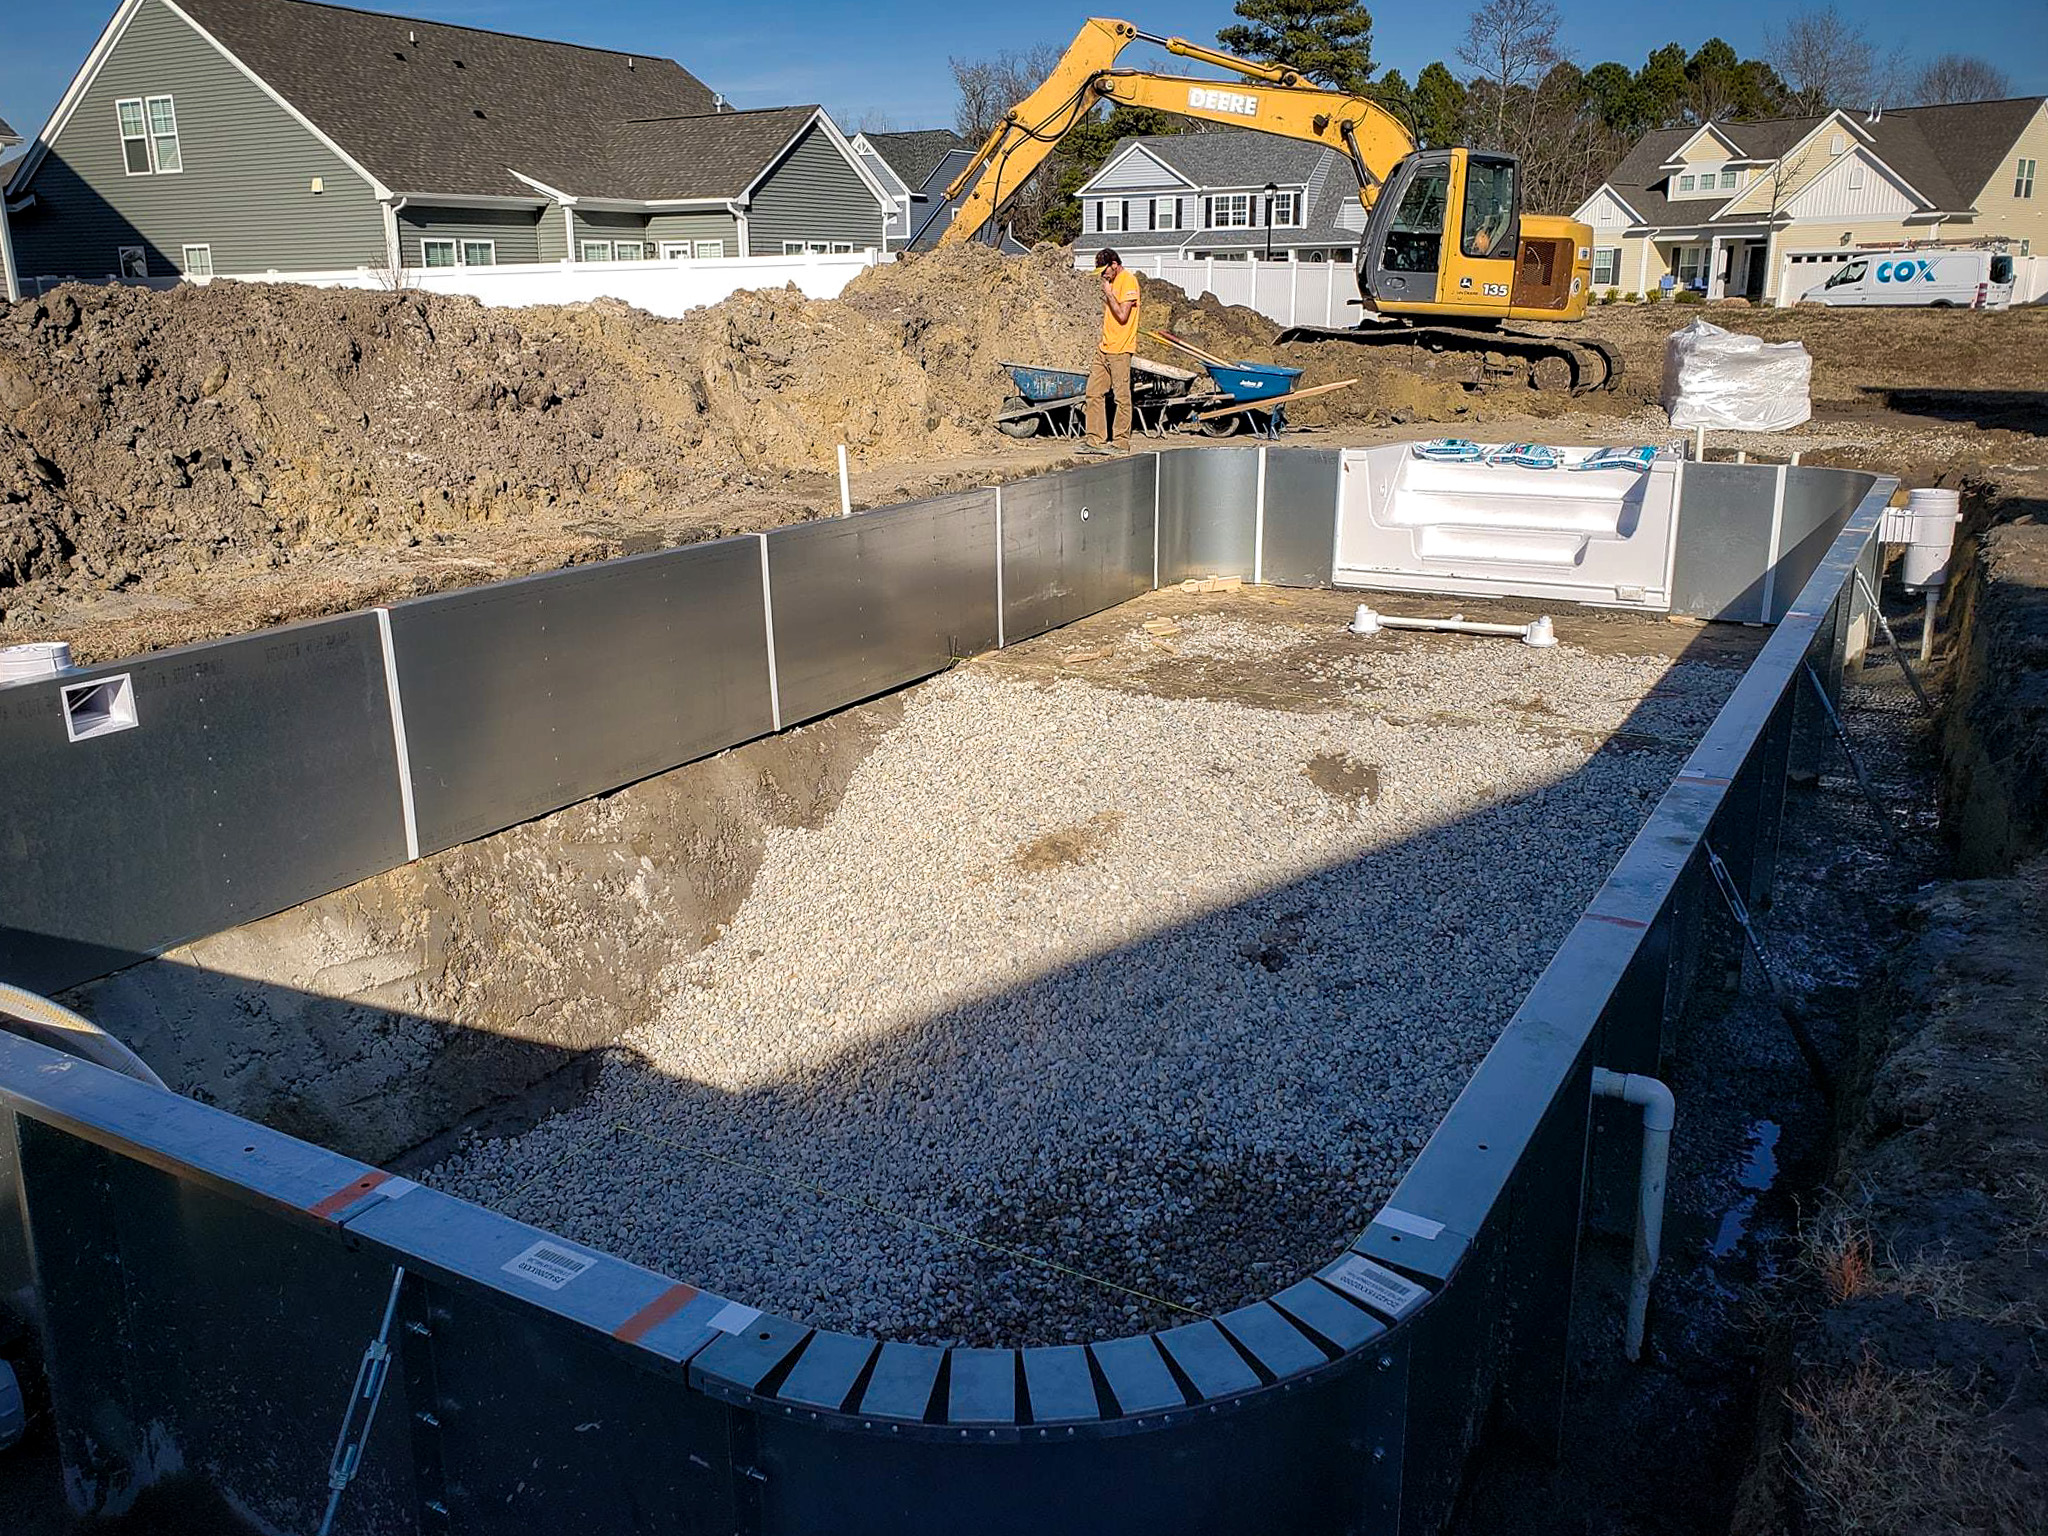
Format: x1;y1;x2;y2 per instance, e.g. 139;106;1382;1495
0;447;1890;1534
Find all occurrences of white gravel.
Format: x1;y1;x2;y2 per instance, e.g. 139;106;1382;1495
430;618;1740;1346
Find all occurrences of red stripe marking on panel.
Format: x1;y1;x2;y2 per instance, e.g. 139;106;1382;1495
308;1170;391;1221
614;1283;701;1344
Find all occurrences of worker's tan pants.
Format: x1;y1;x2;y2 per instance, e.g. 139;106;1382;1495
1084;350;1134;449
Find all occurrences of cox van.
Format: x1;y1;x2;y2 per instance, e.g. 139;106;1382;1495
1813;249;2015;309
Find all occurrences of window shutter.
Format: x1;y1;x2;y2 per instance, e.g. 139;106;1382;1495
1203;196;1212;228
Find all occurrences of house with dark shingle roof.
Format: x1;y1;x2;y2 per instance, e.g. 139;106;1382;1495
851;129;973;250
0;115;21;300
3;0;894;288
1573;98;2047;305
1072;130;1367;267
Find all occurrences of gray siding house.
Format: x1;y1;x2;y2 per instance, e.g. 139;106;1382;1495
1073;131;1365;265
853;129;973;250
5;0;893;287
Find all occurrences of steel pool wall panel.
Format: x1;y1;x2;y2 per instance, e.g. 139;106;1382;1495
0;614;407;993
1670;462;1780;622
1262;448;1341;587
1156;447;1257;584
1776;470;1879;619
1001;456;1157;642
766;491;1001;726
388;537;773;854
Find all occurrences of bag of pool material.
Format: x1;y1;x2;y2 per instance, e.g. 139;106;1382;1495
1661;319;1812;432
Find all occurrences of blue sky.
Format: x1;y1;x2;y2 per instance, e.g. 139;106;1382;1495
5;0;2044;146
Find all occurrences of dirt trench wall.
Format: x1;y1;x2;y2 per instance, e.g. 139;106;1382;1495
59;698;901;1165
1939;482;2048;874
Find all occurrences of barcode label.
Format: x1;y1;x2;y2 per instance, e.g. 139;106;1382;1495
1324;1254;1429;1319
502;1240;596;1291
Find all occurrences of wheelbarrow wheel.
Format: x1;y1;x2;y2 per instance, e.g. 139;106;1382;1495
997;395;1041;439
1198;411;1243;438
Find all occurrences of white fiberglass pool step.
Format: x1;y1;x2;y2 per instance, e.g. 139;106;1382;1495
1334;445;1681;610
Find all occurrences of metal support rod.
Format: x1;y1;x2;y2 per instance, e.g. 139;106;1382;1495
1704;843;1835;1102
1590;1069;1672;1362
1800;661;1900;843
319;1265;408;1536
1852;569;1934;717
1920;589;1937;666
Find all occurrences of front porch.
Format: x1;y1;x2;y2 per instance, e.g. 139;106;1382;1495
1630;227;1772;301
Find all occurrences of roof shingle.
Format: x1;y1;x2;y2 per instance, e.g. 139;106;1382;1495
864;129;966;191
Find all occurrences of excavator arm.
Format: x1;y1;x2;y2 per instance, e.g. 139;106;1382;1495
938;17;1417;247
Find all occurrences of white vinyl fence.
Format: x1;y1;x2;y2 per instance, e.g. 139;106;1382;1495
1097;253;1359;329
38;250;894;314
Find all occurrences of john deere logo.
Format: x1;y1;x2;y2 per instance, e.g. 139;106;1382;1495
1188;86;1260;117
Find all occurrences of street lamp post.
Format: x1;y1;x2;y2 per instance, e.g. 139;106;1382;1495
1263;181;1277;261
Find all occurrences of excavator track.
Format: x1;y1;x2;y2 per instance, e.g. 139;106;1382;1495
1276;320;1624;396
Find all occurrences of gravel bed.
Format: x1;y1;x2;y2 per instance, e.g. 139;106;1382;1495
431;619;1741;1346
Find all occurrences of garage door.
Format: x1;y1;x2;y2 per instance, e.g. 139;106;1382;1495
1778;250;1853;305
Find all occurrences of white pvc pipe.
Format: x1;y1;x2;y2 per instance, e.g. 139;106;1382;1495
837;444;852;518
1349;605;1556;648
1591;1067;1674;1362
0;981;169;1090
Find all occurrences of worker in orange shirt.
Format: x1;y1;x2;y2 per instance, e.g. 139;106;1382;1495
1080;248;1140;455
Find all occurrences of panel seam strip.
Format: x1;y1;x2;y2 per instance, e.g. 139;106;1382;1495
1663;458;1685;608
373;607;421;862
1151;452;1161;591
1760;464;1787;620
756;534;782;731
1253;445;1268;586
994;485;1006;649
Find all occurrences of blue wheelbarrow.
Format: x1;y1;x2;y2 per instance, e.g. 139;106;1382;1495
996;357;1199;439
1150;330;1358;438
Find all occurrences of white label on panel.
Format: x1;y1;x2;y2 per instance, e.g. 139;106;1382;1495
501;1240;597;1291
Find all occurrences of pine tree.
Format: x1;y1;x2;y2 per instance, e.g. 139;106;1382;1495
1217;0;1377;97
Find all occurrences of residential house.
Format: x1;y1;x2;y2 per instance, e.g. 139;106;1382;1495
0;117;20;301
1072;129;1367;266
852;128;973;250
4;0;894;289
1574;98;2047;305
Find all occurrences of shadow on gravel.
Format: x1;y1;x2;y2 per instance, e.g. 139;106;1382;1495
1861;386;2048;436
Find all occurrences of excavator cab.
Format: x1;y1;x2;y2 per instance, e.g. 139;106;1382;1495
1361;147;1590;324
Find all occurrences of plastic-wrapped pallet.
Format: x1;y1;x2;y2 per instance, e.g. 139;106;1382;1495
1661;319;1812;432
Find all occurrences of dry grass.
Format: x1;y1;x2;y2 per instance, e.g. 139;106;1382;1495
1793;1197;2047;1328
1787;1356;2039;1536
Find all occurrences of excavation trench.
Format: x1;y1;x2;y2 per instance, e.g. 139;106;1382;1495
62;586;1761;1348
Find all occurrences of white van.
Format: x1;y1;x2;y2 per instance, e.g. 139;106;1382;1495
1812;249;2016;309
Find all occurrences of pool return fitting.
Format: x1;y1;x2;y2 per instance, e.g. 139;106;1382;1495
1348;605;1557;647
1591;1068;1674;1362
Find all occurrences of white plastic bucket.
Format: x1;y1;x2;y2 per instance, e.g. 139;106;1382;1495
1899;488;1961;590
0;642;73;682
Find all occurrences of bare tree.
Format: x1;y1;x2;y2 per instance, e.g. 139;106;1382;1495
1767;7;1879;114
950;46;1064;147
1457;0;1562;148
1911;55;2012;105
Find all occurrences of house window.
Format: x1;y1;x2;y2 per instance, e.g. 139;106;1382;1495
783;241;806;253
181;244;213;278
1153;197;1180;231
117;246;147;279
461;240;496;267
1592;246;1620;286
1720;169;1738;189
613;241;645;261
695;240;724;258
1677;246;1706;288
1678;174;1695;193
1266;190;1300;226
1102;200;1124;232
1829;134;1845;156
2018;159;2037;199
421;239;459;268
1207;193;1253;228
581;241;614;261
830;242;854;253
1847;164;1864;191
116;95;182;174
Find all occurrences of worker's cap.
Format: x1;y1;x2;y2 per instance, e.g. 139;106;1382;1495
1093;248;1121;269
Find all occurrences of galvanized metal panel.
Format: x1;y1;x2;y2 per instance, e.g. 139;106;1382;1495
1261;448;1341;588
766;491;1000;726
1156;447;1257;584
389;537;773;854
858;1341;944;1421
1156;1319;1260;1399
1774;469;1878;621
946;1347;1017;1424
0;614;407;993
1020;1344;1100;1423
1270;1277;1387;1353
1669;462;1780;621
1000;456;1157;643
779;1329;879;1411
1215;1300;1328;1380
1089;1334;1183;1415
692;1313;813;1396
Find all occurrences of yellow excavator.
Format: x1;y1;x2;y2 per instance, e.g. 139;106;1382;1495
938;18;1619;392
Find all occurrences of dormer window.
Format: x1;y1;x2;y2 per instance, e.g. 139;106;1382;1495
1679;174;1695;192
